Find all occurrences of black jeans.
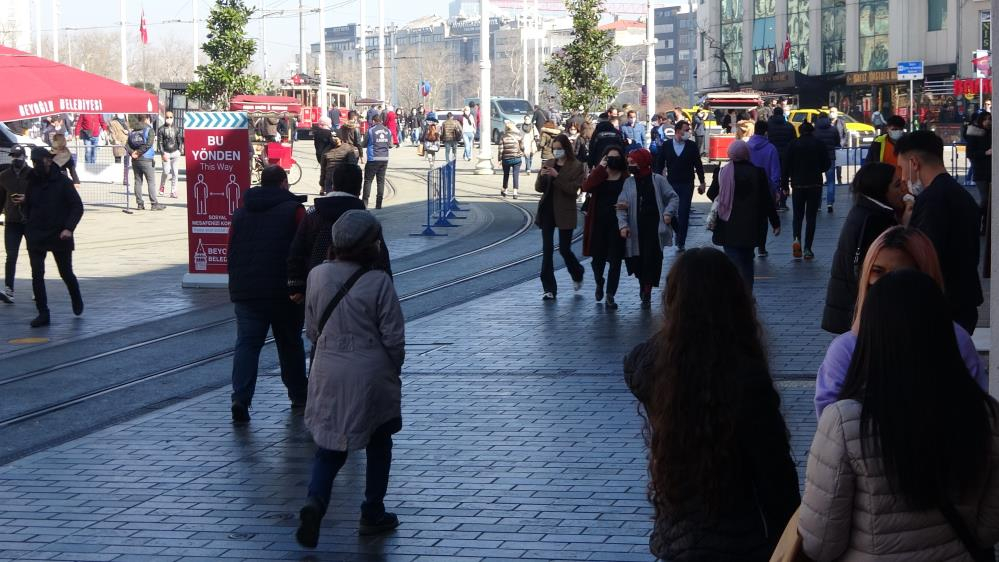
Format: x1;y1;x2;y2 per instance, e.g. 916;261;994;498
724;246;755;290
28;248;80;313
540;218;584;295
4;222;25;290
502;161;521;192
363;161;388;207
231;299;308;406
307;421;394;520
792;185;821;249
672;181;694;248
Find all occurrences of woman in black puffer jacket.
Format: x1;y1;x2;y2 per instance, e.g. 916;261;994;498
965;111;992;232
821;163;901;333
624;248;799;561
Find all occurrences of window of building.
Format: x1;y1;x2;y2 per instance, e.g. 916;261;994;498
667;39;674;48
822;0;846;73
664;70;675;81
720;0;743;83
928;0;947;31
679;50;691;61
786;0;809;73
665;55;675;64
752;0;776;75
859;0;889;70
700;32;706;61
665;24;674;33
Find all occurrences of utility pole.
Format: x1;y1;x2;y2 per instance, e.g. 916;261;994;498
120;0;127;84
192;0;198;73
379;0;386;102
475;0;494;174
259;0;267;81
645;0;655;145
299;0;307;75
319;0;327;108
391;31;398;107
360;0;367;98
533;0;539;105
521;0;529;100
34;0;41;56
688;0;696;104
51;0;58;62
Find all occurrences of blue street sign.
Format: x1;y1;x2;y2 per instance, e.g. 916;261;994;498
897;60;924;81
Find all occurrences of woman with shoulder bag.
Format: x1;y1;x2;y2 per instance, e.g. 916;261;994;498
498;121;524;198
801;268;999;561
535;134;585;300
295;210;405;549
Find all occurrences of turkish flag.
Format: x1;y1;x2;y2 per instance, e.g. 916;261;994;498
140;10;148;44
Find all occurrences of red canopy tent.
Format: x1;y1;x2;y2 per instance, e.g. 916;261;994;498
0;45;158;122
229;95;302;114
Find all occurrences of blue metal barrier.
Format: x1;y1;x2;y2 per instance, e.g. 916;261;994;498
412;160;460;236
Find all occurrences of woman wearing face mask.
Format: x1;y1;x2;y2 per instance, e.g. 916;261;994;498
581;145;628;309
535;134;585;300
521;117;538;174
48;134;80;188
821;163;902;334
616;148;679;309
814;226;985;418
538;120;561;161
498;121;524;199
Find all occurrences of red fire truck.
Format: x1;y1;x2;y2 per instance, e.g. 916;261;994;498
279;74;351;139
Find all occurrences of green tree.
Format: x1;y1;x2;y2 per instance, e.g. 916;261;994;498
543;0;619;112
186;0;263;109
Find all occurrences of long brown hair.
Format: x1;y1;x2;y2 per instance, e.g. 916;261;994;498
644;248;778;516
552;134;576;162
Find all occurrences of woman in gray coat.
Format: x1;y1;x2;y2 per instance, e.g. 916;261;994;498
296;210;405;549
616;147;679;308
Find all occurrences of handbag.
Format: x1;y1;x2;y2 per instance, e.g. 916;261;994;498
416;143;425;157
769;506;811;562
939;500;995;562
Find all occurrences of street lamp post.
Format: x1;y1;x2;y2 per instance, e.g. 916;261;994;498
360;0;367;98
379;0;386;103
319;0;327;108
475;0;494;175
645;0;656;146
119;0;127;84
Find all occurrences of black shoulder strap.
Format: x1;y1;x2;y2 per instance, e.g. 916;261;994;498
316;266;370;339
852;214;870;278
939;501;993;562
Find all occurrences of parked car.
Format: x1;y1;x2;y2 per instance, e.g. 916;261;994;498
788;108;877;147
464;97;534;144
0;121;47;170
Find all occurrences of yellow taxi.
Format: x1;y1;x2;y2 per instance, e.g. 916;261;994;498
787;108;877;147
679;107;718;129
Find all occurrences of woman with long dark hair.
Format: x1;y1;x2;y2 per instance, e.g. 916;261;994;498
821;162;902;333
815;226;985;418
624;248;800;560
581;144;628;309
535;133;585;299
801;269;999;560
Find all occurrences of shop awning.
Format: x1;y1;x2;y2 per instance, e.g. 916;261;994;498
229;95;302;114
0;46;158;122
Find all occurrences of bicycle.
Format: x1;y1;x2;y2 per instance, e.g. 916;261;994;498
251;141;302;186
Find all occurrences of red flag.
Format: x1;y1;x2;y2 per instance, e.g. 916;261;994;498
781;33;791;63
140;10;148;44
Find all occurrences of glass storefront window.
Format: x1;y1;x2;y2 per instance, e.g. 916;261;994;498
859;0;889;70
753;17;776;75
787;0;809;73
721;0;743;83
822;0;845;73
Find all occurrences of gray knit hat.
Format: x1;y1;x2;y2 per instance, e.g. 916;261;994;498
330;209;382;252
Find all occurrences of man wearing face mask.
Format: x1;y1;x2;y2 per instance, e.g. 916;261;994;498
865;115;906;169
0;146;31;304
15;147;84;327
654;121;705;252
899;131;983;334
620;110;647;154
588;108;626;167
157;112;182;198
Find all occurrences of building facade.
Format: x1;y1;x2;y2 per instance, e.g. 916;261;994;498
654;5;697;94
696;0;991;133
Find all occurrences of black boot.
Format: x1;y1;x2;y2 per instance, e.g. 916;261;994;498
594;279;605;302
295;497;324;548
70;289;84;316
30;310;50;328
375;197;383;210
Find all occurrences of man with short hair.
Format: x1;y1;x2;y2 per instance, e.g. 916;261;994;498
899;131;983;334
441;112;462;162
17;147;84;327
227;165;309;424
313;117;335;164
865;115;907;168
533;105;549;135
362;113;392;209
813;112;841;213
0;146;31;304
73;113;107;164
620;110;646;153
587;109;626;167
656;120;705;252
767;106;797;211
127;115;164;210
157;111;182;198
784;121;831;260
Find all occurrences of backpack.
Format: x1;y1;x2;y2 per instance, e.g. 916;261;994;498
127;127;147;151
425;123;440;142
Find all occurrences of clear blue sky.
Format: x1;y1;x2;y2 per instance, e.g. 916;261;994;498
54;0;451;76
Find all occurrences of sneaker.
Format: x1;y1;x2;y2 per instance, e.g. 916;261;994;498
541;292;556;300
359;512;400;536
792;239;802;259
500;190;507;198
158;187;165;195
30;311;50;328
827;205;833;213
231;402;250;424
291;400;307;415
136;203;146;211
151;204;166;211
640;290;652;309
676;245;686;252
757;249;769;258
605;295;618;310
573;279;583;292
295;497;323;548
0;286;13;304
803;249;815;260
170;192;178;199
512;190;518;200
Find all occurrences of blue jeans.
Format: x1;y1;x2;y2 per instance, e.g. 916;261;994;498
672;182;694;249
463;132;475;160
825;165;837;206
308;421;394;519
231;300;308;406
502;160;521;192
444;141;458;162
723;246;755;290
84;135;99;164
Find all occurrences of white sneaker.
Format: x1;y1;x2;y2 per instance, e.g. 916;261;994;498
573;279;583;291
542;292;556;300
0;286;12;304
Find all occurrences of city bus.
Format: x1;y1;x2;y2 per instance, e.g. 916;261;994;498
279;74;351;139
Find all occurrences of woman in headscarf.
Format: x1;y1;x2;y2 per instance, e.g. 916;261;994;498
707;140;780;289
615;148;679;309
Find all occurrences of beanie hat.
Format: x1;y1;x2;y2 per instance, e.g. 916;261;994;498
330;210;382;252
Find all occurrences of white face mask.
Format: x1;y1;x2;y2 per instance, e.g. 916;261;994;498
165;118;174;126
888;129;904;141
908;179;924;197
553;149;566;159
682;132;692;141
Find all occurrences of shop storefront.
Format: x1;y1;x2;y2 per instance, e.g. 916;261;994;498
833;64;959;133
751;71;827;107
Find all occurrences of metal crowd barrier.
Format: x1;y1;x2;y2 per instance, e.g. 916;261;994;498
831;142;971;187
67;142;131;209
412;159;463;237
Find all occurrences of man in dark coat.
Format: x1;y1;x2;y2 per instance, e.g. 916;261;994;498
533;105;550;135
654;120;705;251
18;147;84;327
900;131;984;334
813;114;841;213
312;117;335;164
0;146;31;304
766;107;796;210
785;122;831;260
587;112;626;167
227;165;309;423
287;164;392;303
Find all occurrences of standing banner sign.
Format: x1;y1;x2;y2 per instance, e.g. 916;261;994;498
181;111;251;287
